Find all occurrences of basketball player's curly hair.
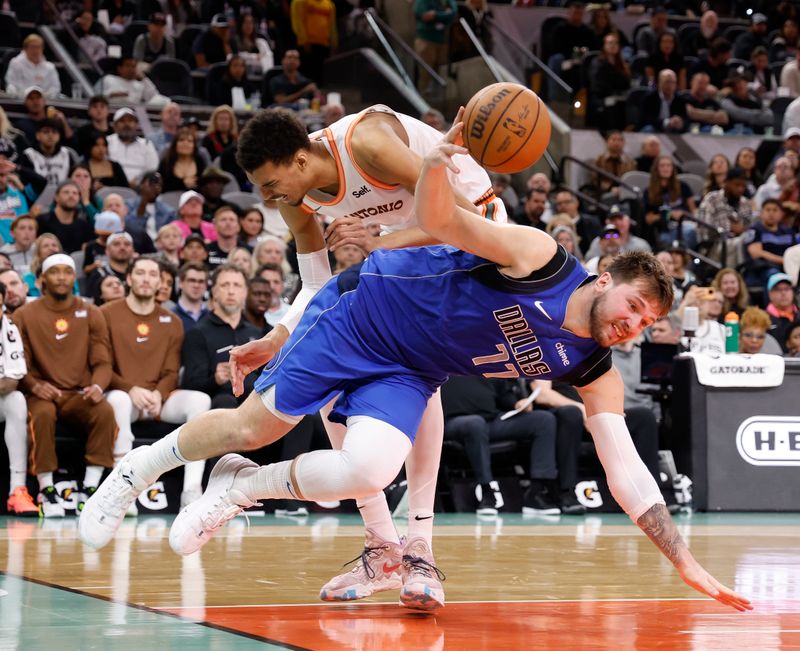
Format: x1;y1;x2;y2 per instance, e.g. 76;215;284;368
606;251;674;317
236;108;311;172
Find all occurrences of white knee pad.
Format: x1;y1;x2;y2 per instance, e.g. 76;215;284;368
293;416;411;501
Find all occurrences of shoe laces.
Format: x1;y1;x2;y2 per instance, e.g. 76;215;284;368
342;544;390;580
200;494;260;535
402;553;446;582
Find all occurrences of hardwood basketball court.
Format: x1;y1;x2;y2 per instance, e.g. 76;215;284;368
1;513;798;649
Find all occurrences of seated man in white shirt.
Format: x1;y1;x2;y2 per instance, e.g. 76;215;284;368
4;34;61;99
107;108;160;187
94;56;168;107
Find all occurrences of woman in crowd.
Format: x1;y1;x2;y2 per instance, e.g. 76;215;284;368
734;147;762;197
0;107;29;162
69;164;102;223
703;154;730;196
712;267;751;319
785;322;800;356
156;260;177;309
201;106;239;161
158;127;206;192
208;56;256;108
588;4;630;54
95;274;125;306
234;12;274;73
645;31;686;89
643;155;697;249
86;135;128;189
550;224;583;264
155;223;183;267
739;306;782;354
677;285;727;355
23;234;78;297
227;246;253;275
589;32;632;130
238;207;265;247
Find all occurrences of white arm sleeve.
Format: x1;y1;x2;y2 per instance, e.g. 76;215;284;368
277;248;332;334
586;412;665;522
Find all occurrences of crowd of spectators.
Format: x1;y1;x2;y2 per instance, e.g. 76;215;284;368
1;1;800;519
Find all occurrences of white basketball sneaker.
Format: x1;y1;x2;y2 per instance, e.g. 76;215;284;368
78;448;150;549
169;454;260;556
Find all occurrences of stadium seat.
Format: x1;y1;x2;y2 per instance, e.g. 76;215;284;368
771;96;794;134
624;86;651;130
621;170;651;193
204;61;228;101
33;184;57;211
722;25;747;44
0;11;20;49
96;186;138;203
176;25;207;67
677;23;700;54
0;48;17;91
222;191;261;211
149;57;193;99
677;173;705;199
160;191;183;211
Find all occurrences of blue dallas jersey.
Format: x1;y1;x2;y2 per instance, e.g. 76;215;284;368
255;244;611;439
346;243;611;385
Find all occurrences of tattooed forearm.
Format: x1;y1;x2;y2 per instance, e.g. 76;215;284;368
636;503;687;565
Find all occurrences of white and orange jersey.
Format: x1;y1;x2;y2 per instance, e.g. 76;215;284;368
301;105;507;233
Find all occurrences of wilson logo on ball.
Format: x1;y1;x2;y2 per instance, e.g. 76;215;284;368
468;87;512;140
463;82;551;174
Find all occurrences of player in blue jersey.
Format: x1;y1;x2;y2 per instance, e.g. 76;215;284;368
80;121;752;613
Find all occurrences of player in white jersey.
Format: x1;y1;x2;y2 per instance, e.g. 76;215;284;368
235;105;506;609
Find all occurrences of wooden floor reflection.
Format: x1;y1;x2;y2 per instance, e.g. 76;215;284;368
1;513;799;649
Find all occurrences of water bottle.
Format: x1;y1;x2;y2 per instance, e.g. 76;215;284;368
725;311;739;353
250;90;261;110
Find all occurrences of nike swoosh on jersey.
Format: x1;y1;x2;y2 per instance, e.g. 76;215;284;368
533;300;552;320
55;333;68;340
136;337;148;343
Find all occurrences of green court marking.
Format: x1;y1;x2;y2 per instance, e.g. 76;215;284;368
0;572;302;650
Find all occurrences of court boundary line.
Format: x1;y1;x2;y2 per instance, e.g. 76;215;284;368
156;596;720;609
0;570;312;651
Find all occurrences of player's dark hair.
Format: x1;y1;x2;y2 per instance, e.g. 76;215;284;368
236;108;310;172
606;251;674;317
248;276;270;289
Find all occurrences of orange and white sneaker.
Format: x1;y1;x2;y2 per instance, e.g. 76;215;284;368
399;537;446;611
319;529;404;602
7;486;40;517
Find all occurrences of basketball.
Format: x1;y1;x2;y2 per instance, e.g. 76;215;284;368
462;83;551;174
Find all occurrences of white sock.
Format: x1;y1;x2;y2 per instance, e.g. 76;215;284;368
37;472;53;491
233;460;296;502
356;492;400;544
132;429;189;485
83;465;104;489
407;509;434;545
9;470;26;495
182;460;206;492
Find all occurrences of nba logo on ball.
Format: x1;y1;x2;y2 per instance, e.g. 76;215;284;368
463;82;551;174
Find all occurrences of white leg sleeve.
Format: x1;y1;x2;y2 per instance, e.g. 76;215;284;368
319;396;346;450
405;389;443;539
586;413;665;522
0;391;28;475
160;390;212;424
105;390;137;460
293;416;412;502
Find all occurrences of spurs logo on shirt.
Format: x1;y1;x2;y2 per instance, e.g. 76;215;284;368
54;318;69;340
302;104;507;232
136;322;150;343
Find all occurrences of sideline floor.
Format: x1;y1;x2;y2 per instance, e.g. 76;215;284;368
1;513;799;650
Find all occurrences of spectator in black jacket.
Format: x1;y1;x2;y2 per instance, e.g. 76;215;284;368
687;38;732;93
639;69;687;133
441;376;560;516
208;55;256;107
181;264;261;408
733;13;769;60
